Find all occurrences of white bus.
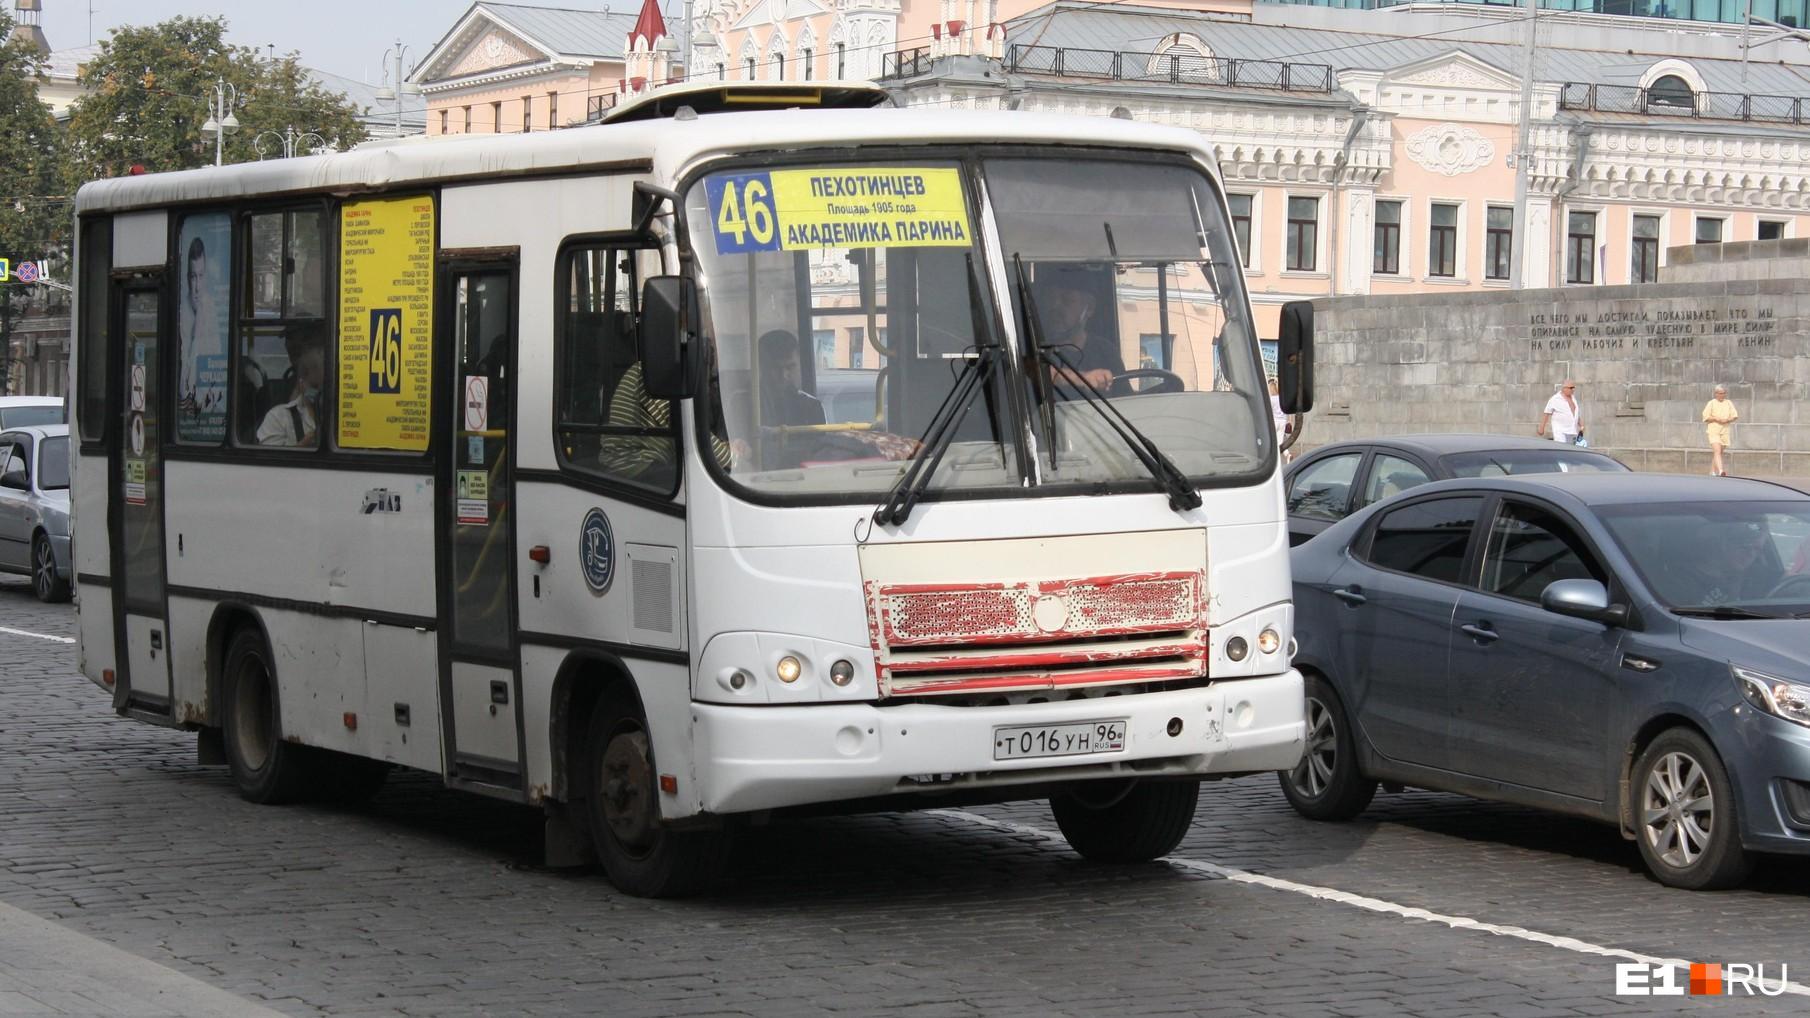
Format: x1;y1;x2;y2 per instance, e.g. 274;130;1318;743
70;84;1312;896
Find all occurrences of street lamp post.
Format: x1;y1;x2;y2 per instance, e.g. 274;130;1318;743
255;126;328;160
200;79;240;166
374;40;422;137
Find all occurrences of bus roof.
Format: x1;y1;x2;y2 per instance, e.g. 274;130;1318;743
74;108;1216;215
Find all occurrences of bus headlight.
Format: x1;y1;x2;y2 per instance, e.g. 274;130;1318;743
1225;636;1249;662
776;655;803;683
1257;628;1281;655
829;659;855;686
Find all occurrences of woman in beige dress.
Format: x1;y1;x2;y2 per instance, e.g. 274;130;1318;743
1703;385;1738;477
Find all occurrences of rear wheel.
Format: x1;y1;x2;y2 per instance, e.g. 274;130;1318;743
1279;673;1376;821
1633;728;1752;890
221;628;320;804
580;702;732;898
1051;779;1199;863
31;533;68;603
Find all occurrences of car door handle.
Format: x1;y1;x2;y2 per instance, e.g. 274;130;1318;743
1460;623;1500;643
1332;587;1367;606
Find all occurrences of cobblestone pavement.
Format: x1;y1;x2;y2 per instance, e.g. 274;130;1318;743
3;578;1807;1017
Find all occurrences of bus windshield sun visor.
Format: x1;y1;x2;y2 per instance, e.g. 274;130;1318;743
1013;255;1202;515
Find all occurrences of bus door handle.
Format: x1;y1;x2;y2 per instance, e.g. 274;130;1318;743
1332;587;1366;606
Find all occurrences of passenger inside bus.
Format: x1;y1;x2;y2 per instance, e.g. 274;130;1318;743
255;321;325;447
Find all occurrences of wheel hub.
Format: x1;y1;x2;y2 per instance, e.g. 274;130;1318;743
598;730;656;851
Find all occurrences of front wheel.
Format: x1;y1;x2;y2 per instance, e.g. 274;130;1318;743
580;703;732;898
1051;780;1199;863
31;534;69;603
1633;728;1752;890
1279;673;1376;821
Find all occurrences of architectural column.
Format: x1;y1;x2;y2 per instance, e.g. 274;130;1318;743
1523;195;1554;289
1340;188;1376;296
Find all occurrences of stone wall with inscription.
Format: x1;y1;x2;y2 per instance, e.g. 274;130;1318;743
1307;275;1810;475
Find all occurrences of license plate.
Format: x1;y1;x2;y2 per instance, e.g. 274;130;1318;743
993;719;1127;761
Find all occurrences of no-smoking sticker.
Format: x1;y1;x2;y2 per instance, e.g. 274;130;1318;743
463;375;488;433
130;365;145;411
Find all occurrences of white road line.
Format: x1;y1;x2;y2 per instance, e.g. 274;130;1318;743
0;625;75;644
933;808;1810;997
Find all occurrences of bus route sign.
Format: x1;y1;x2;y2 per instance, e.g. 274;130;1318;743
338;195;435;451
705;167;971;255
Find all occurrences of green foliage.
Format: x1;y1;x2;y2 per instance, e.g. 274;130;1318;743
66;15;369;183
0;10;71;265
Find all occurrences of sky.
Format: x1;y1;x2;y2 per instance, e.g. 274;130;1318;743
37;1;549;85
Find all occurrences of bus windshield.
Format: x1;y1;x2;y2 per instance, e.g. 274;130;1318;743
685;152;1268;503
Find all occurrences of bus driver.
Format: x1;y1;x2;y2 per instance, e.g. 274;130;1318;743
257;322;326;447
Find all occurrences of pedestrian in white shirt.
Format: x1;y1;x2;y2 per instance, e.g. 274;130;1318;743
1537;380;1583;444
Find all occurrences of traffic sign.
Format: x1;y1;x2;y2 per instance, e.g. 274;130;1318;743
14;261;37;283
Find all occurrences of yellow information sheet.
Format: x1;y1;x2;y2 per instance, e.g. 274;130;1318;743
338;195;435;451
705;167;972;254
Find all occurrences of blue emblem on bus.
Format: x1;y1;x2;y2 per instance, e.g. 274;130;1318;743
580;507;614;594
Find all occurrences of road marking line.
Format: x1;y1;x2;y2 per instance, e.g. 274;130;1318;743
933;808;1810;997
0;625;75;644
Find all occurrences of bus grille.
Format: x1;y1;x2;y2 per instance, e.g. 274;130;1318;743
864;571;1207;698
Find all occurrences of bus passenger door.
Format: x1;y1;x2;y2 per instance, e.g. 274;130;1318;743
112;280;173;712
437;264;523;792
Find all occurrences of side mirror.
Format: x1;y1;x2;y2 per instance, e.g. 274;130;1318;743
1540;578;1628;626
1278;300;1314;414
639;275;698;399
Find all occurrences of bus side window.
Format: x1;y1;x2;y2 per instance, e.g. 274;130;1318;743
556;244;676;492
238;322;327;449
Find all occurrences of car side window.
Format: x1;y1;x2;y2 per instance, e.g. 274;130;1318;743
1287;452;1362;522
0;444;23;489
1481;500;1605;603
1364;496;1483;584
1358;453;1431;509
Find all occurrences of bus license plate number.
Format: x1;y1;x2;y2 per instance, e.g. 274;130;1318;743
993;720;1127;761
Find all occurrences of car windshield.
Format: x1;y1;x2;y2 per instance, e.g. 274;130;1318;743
1597;500;1810;615
38;436;69;490
1442;449;1627;477
683;152;1267;503
1;405;62;429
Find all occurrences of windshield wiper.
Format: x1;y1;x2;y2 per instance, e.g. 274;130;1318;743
1672;605;1781;620
871;347;998;528
1013;256;1201;514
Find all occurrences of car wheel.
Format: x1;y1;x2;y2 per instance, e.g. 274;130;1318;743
1279;673;1376;821
579;701;733;898
31;533;69;603
1050;779;1199;863
1633;728;1752;891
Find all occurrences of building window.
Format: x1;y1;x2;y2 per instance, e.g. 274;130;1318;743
803;47;814;79
1759;220;1786;241
1647;73;1695;112
491;100;502;132
1286;196;1318;272
549;91;558;127
1632;214;1661;283
1566;211;1597;284
815;330;835;368
1485;206;1512;281
462;106;471;132
1373;200;1401;275
1428;203;1457;278
522;95;532;132
837;43;846;78
746;57;757;79
1228;193;1253;268
439;110;448;134
774;53;785;80
1695;217;1723;244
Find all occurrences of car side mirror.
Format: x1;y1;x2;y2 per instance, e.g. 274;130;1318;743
638;275;698;400
1540;578;1628;626
1278;300;1314;414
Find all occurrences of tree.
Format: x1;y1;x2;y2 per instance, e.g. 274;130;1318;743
0;11;72;394
66;16;368;182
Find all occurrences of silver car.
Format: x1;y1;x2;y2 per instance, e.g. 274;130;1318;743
0;424;72;602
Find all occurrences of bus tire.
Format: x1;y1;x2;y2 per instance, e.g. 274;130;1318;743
1051;779;1199;863
221;627;317;805
580;702;732;898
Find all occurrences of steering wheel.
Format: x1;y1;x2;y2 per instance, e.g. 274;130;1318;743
1767;574;1810;600
1108;368;1186;397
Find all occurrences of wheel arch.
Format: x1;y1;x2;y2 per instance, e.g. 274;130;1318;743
548;650;645;803
204;603;272;729
1618;711;1718;839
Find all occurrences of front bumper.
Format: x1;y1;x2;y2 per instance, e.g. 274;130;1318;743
691;671;1305;814
1729;706;1810;854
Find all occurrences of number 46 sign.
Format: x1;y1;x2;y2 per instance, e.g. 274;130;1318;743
368;308;404;394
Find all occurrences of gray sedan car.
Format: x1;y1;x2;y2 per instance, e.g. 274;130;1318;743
0;424;71;602
1283;472;1810;890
